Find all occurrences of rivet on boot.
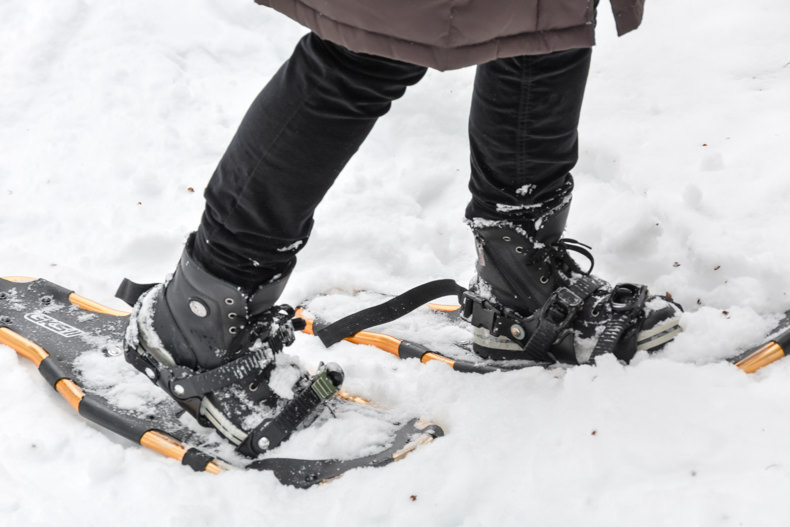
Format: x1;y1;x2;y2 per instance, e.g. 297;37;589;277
189;299;209;318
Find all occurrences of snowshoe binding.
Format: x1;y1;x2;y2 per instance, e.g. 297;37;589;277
121;234;343;457
465;204;683;365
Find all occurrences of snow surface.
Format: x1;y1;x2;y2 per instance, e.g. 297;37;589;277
1;1;790;525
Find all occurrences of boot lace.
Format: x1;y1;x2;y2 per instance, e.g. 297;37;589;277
528;238;595;278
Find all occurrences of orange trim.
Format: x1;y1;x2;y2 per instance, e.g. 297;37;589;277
204;460;224;475
139;430;225;474
736;342;786;373
346;332;402;356
336;390;372;406
428;303;461;312
0;329;85;409
140;430;188;459
296;310;403;357
1;276;129;316
2;276;36;283
55;379;85;411
68;293;129;317
420;352;456;367
0;327;50;366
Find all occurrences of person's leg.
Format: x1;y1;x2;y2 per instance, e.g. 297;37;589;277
124;33;428;454
464;48;682;364
194;33;428;289
466;47;591;226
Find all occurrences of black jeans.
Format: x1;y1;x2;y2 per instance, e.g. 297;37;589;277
194;33;591;288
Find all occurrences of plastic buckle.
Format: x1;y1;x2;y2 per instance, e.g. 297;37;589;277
610;283;647;314
540;287;583;328
460;291;499;332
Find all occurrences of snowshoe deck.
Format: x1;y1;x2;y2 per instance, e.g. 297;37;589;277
0;277;443;488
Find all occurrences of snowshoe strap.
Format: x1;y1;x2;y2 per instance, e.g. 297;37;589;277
115;278;158;307
168;344;274;399
164;345;277;400
132;336;278;401
522;275;607;361
315;279;466;347
239;363;343;456
590;283;647;358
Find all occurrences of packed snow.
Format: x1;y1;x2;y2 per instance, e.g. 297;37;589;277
2;1;790;525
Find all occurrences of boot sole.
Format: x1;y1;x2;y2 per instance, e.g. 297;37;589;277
472;315;684;361
636;315;683;352
200;397;248;447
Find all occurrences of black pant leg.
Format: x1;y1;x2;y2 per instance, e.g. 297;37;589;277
465;47;592;225
194;33;427;287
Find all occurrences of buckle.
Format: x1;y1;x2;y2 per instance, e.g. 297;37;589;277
610;283;647;313
460;291;498;331
540;287;583;328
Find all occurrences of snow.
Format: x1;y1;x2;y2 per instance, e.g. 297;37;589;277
1;0;790;525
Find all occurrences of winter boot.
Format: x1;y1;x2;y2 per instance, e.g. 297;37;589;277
463;204;682;364
121;235;343;457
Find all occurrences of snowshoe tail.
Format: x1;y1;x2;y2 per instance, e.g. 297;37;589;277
249;418;443;488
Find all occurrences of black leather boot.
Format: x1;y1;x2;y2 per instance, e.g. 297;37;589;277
123;235;343;456
466;205;682;364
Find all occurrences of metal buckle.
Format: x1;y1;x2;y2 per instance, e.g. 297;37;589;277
540;287;583;328
610;283;647;313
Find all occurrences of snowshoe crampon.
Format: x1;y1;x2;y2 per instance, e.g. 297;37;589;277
0;276;443;488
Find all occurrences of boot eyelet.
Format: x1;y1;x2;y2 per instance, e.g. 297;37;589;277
515;246;525;254
502;236;511;242
225;298;235;305
592;309;601;318
248;382;259;392
228;312;237;319
539;275;550;285
229;326;238;334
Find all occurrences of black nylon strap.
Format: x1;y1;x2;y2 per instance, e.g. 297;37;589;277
316;279;465;347
115;278;157;307
522;275;607;360
591;313;631;357
590;283;648;358
168;346;275;399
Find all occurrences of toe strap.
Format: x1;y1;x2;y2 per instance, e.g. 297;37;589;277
239;363;344;457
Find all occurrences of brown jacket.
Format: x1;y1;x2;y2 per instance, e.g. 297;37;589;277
254;0;645;71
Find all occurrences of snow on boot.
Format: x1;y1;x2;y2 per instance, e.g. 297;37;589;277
463;204;682;364
122;235;343;457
